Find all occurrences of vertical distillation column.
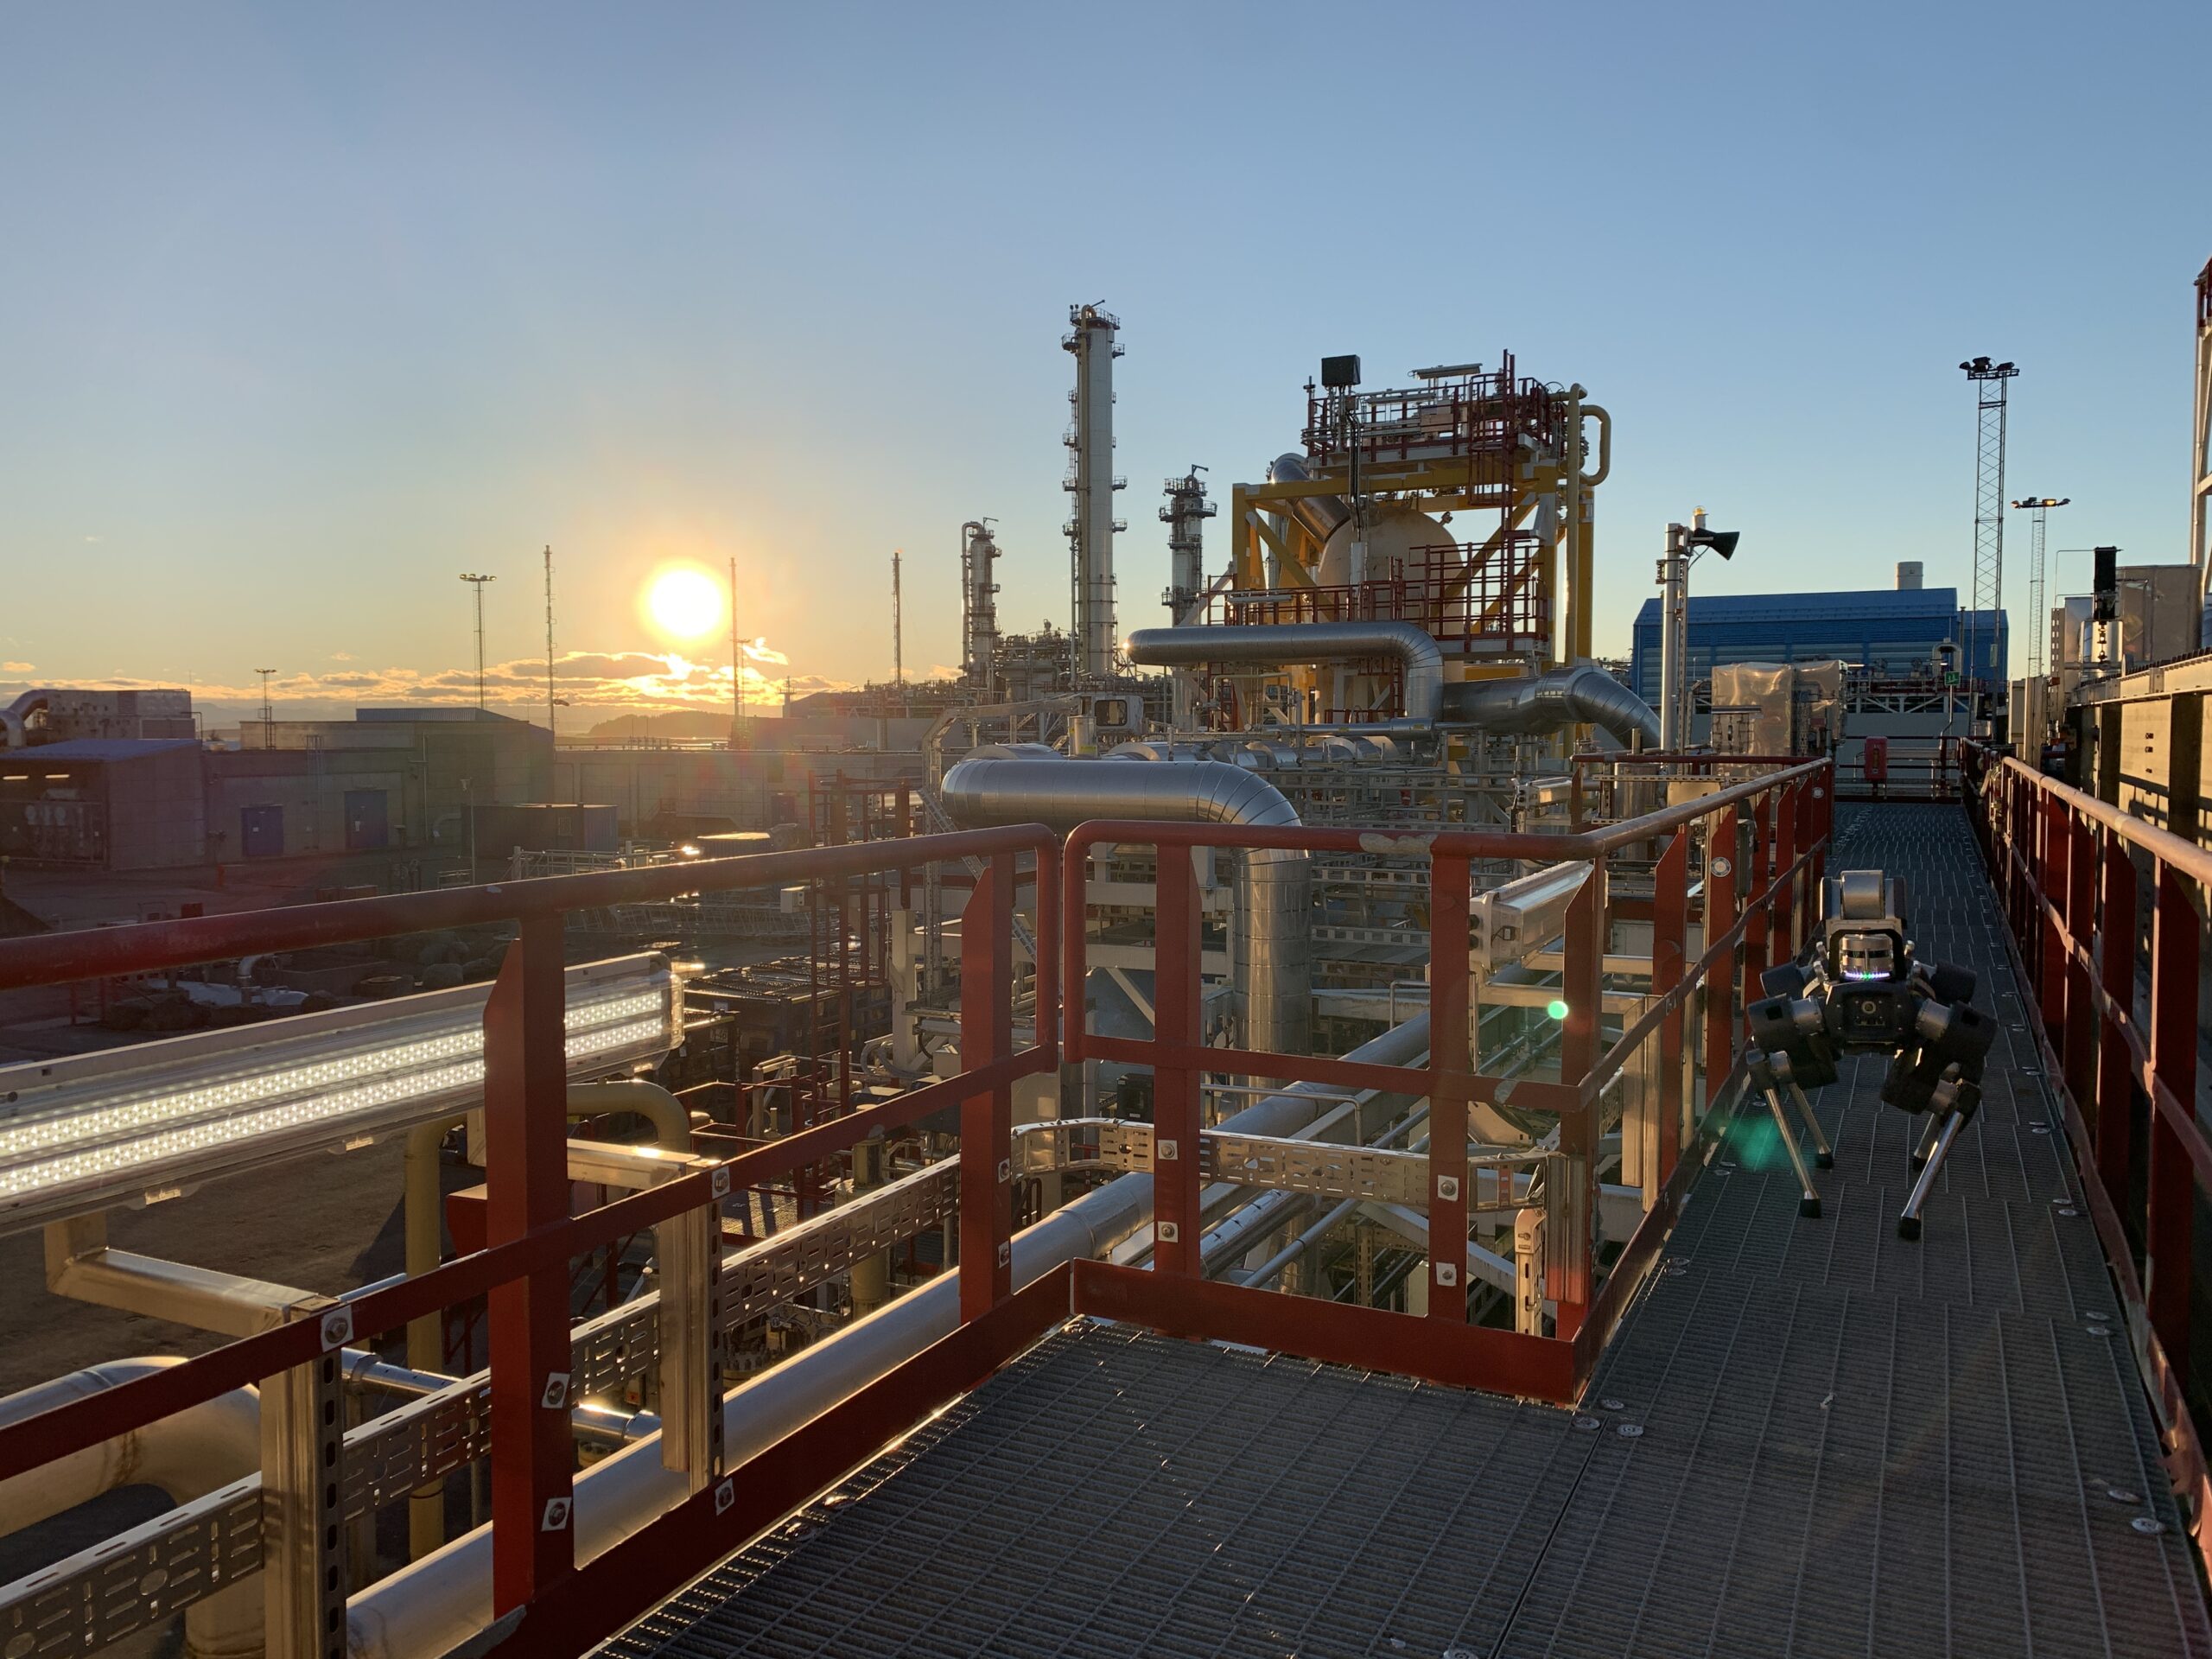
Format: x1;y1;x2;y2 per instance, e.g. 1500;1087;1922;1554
1961;355;2018;696
1063;303;1126;682
1160;467;1216;727
961;519;1001;698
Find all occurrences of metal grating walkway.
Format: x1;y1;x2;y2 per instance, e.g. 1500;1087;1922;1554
607;805;2210;1658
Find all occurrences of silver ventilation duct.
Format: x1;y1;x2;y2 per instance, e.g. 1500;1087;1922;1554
939;753;1312;1055
1266;452;1351;546
1443;665;1662;748
1123;621;1446;726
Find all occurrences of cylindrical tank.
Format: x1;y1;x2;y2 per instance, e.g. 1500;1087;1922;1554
1318;504;1451;590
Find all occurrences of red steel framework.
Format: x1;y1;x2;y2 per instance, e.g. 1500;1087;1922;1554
0;766;1832;1656
1059;759;1830;1389
1300;353;1560;467
1965;743;2212;1570
1213;540;1549;656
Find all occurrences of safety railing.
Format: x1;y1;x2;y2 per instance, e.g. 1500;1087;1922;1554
0;765;1836;1656
0;826;1058;1659
1962;742;2211;1535
1059;759;1833;1401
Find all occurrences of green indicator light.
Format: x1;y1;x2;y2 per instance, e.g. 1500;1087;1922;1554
1546;999;1570;1021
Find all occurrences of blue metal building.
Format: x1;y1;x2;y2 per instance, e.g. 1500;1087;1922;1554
1627;586;2005;706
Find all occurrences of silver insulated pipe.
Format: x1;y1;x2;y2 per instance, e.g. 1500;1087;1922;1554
1123;621;1446;725
1266;452;1351;546
939;753;1312;1055
1442;665;1662;748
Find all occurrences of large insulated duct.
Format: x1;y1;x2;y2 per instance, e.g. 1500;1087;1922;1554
346;1012;1427;1659
1265;452;1351;547
1443;665;1662;749
939;752;1311;1056
0;1359;262;1657
1124;622;1445;726
0;690;46;749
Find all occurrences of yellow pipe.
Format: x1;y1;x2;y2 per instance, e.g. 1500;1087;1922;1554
403;1079;691;1559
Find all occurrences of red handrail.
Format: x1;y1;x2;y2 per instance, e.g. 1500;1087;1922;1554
1960;742;2211;1557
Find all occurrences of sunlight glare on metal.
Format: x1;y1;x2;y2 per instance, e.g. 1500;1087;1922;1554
0;954;681;1234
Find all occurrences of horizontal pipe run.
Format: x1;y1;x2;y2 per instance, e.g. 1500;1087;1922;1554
0;823;1058;990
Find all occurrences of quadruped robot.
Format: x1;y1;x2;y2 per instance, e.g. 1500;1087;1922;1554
1742;869;1998;1239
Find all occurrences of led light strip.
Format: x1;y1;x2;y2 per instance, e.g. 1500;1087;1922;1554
0;1017;671;1199
0;989;669;1164
0;956;679;1223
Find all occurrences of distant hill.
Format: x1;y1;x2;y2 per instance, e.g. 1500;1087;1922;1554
578;709;736;743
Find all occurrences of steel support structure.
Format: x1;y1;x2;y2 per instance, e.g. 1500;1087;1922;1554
0;771;1850;1656
1962;357;2018;691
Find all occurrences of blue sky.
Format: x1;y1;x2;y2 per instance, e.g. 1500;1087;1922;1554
2;3;2207;719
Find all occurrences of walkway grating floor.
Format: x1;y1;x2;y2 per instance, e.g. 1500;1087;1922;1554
606;805;2210;1658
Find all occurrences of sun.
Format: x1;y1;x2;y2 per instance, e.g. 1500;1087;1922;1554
643;566;725;640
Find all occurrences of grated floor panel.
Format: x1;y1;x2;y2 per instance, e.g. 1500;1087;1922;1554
605;805;2209;1658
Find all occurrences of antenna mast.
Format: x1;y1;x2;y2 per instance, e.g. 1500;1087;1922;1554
458;573;497;710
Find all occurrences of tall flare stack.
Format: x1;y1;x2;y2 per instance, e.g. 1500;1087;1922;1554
1062;303;1125;682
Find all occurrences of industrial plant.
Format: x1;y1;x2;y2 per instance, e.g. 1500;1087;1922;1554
0;253;2209;1659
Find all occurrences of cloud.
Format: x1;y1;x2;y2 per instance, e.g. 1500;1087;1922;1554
86;642;860;724
0;662;33;675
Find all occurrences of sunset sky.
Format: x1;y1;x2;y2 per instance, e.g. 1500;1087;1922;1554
3;3;2207;723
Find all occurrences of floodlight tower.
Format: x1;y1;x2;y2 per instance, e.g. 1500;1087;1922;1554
459;573;496;710
1960;356;2018;690
2009;498;2068;679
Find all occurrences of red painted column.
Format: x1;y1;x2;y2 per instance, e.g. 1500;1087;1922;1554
1150;844;1205;1276
485;912;575;1612
2146;862;2199;1383
1744;795;1770;995
1554;854;1605;1337
1427;854;1471;1322
1770;782;1798;965
959;856;1014;1320
1704;807;1741;1116
1653;830;1688;1185
2094;834;2137;1205
2039;798;2071;1040
2063;818;2098;1108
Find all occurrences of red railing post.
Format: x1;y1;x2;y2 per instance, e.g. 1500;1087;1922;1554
958;856;1015;1319
1427;854;1471;1322
1704;806;1741;1116
1150;843;1205;1276
2039;797;2071;1037
2095;832;2137;1205
1653;830;1688;1185
2063;817;2098;1109
2146;861;2199;1382
1771;781;1798;964
1554;852;1605;1338
1745;795;1770;994
484;912;575;1612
